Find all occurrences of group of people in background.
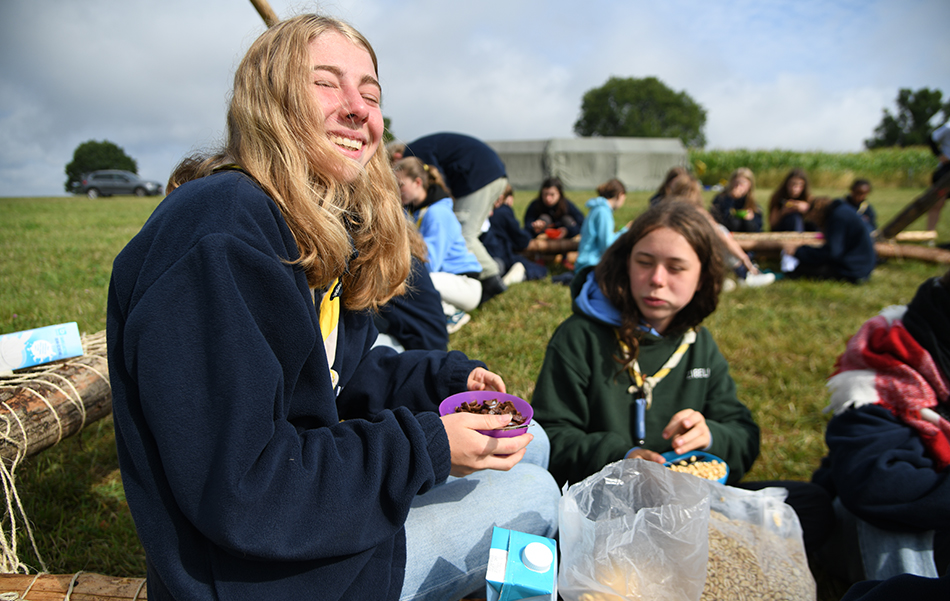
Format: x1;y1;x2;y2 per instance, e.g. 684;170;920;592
102;12;950;601
376;134;950;350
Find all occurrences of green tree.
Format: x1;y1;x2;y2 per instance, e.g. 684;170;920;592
574;76;707;147
864;87;949;149
383;116;395;144
64;140;138;193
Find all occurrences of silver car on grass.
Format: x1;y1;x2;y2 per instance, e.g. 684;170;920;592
75;170;163;198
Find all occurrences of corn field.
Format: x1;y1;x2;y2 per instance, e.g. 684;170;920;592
690;147;936;189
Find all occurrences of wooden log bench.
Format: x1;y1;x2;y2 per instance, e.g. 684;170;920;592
524;231;950;264
0;572;146;600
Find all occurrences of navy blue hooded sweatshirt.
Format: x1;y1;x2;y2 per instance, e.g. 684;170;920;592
107;171;480;600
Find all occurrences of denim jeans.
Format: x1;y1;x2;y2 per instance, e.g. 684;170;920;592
400;420;560;600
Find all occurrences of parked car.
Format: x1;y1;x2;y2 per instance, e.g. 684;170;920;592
74;170;163;198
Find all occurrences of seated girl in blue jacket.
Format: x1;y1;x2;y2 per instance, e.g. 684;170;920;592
395;156;485;329
574;178;630;273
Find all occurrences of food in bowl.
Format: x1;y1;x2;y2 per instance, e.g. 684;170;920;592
454;398;527;429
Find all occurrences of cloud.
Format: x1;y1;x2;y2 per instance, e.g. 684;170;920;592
1;0;949;196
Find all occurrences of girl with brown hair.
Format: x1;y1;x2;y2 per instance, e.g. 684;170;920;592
523;176;585;239
769;168;814;232
532;200;760;488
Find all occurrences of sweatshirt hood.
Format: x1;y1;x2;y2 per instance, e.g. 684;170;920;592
585;196;609;211
573;269;622;327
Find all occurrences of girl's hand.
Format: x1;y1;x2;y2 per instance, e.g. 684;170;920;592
662;409;711;455
624;447;666;464
531;219;546;233
467;367;506;393
788;200;810;215
441;413;530;476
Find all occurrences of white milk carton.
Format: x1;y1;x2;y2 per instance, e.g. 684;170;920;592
0;322;84;373
486;527;557;601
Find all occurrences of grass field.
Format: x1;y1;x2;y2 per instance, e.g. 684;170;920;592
1;184;948;599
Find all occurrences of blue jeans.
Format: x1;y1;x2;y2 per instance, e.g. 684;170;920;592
822;498;938;583
400;420;560;600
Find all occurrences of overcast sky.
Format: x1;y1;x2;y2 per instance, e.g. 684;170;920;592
1;0;948;197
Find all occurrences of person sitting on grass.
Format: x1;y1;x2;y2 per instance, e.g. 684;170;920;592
710;167;764;233
782;195;877;283
524;176;585;240
838;179;878;234
394;156;484;333
531;200;832;555
812;267;950;585
667;174;774;288
769;168;814;232
480;183;548;286
574;178;630;274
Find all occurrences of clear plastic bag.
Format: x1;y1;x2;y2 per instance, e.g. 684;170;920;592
557;459;816;601
558;459;711;601
700;482;816;601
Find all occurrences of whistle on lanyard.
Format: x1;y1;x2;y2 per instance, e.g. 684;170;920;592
634;395;647;447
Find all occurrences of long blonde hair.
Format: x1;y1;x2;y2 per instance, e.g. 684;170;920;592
167;14;413;311
726;167;759;213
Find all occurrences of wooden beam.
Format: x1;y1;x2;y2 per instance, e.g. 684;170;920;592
249;0;279;27
0;572;148;600
875;170;950;241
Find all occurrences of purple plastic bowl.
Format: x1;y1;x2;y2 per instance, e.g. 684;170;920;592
438;391;533;438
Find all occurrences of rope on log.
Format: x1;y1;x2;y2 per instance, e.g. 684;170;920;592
0;571;147;600
0;331;111;574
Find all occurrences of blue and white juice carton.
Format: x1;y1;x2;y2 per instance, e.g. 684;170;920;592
0;322;84;373
486;527;557;601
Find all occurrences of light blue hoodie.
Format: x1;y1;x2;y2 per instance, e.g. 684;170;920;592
574;196;627;273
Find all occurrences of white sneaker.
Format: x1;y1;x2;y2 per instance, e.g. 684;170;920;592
741;272;776;287
501;262;526;286
446;310;471;334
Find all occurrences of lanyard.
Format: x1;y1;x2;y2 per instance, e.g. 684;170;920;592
414;207;428;229
618;329;696;409
315;278;343;389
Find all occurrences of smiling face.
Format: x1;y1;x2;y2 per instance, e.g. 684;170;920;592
308;31;383;172
627;227;702;335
